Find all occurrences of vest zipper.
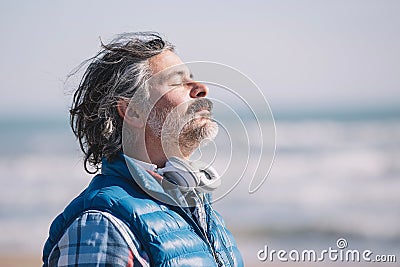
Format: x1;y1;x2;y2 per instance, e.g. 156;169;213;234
169;199;223;266
206;204;235;267
141;170;224;265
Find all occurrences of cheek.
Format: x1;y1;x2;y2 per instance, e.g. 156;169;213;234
155;90;189;114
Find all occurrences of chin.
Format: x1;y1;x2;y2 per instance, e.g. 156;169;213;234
177;120;218;157
160;115;219;153
202;120;219;141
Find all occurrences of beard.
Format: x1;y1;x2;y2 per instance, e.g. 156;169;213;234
146;98;218;156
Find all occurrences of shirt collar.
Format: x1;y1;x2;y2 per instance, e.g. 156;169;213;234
126;156;158;172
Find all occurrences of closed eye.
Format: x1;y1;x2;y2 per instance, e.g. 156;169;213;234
168;80;193;87
166;71;194;87
168;82;184;87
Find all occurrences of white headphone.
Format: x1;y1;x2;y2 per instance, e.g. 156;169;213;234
157;157;221;192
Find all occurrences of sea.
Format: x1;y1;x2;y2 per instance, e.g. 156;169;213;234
0;109;399;265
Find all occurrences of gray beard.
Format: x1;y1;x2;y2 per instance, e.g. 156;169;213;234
146;100;218;156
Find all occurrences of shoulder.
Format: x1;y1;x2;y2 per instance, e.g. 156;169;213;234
47;210;149;267
83;174;162;216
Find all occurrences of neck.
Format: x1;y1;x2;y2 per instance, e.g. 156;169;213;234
125;127;191;168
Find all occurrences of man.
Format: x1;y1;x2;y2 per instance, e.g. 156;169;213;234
42;32;243;267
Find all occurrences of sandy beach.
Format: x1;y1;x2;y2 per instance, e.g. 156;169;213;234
0;253;385;266
0;254;42;267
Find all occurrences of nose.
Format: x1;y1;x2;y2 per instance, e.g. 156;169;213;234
189;81;209;98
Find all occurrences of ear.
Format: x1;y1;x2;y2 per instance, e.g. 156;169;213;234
117;99;145;128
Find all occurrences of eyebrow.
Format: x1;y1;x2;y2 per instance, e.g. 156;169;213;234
164;70;194;82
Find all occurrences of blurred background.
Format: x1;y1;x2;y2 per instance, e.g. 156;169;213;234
0;1;399;266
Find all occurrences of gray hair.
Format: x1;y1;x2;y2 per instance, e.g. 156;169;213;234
69;32;175;173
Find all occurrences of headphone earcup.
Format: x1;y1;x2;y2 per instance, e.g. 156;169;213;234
158;157;221;192
191;161;221;192
161;157;200;191
163;171;197;189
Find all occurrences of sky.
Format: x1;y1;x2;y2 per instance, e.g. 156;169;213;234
0;0;399;118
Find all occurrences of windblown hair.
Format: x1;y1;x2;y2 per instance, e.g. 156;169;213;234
69;32;174;173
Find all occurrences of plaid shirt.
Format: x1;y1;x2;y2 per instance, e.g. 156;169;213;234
45;162;210;267
46;206;208;267
46;210;150;267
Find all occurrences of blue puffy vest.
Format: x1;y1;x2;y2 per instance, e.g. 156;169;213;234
43;155;243;266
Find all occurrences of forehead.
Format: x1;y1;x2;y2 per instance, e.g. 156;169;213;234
148;50;185;75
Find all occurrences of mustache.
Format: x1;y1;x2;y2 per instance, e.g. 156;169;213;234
186;98;213;115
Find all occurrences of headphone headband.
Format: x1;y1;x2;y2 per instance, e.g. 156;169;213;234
157;157;221;192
